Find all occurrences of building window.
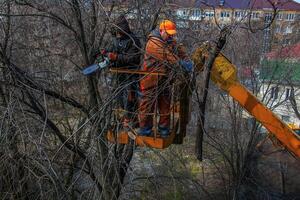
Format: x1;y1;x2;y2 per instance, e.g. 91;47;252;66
235;11;248;18
220;11;230;18
275;26;281;33
285;26;293;34
195;9;201;17
190;10;194;17
193;23;201;30
276;13;283;20
286;13;295;21
270;86;279;99
177;9;189;19
251;12;259;19
177;21;189;28
205;11;214;18
265;13;273;21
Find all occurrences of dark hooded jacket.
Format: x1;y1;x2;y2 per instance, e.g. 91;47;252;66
108;15;141;69
108;34;141;69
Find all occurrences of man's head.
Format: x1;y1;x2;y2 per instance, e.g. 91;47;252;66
111;14;131;38
159;20;177;41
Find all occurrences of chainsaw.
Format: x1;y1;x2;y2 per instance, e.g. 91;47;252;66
82;56;110;75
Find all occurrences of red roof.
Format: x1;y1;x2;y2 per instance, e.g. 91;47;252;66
265;43;300;60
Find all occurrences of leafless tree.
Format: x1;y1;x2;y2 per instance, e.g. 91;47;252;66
0;0;299;199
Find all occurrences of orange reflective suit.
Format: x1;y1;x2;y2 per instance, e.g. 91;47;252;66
139;29;185;130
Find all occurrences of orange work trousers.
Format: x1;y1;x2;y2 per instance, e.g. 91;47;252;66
138;88;171;129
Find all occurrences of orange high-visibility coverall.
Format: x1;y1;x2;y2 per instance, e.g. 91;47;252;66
139;30;184;130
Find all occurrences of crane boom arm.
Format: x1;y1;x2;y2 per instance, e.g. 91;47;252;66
202;51;300;157
227;82;300;157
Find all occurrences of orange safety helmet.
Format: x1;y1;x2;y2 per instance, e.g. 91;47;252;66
159;20;177;35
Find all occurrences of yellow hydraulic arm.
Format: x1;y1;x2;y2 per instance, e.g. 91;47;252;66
193;47;300;157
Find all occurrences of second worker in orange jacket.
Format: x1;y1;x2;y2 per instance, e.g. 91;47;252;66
138;20;192;137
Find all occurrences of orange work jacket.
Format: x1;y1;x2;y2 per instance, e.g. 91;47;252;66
140;30;180;90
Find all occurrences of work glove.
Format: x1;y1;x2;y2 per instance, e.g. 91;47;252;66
107;52;118;61
92;49;107;62
100;49;107;56
179;60;193;72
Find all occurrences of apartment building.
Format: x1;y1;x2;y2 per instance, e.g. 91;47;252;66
172;0;300;51
104;0;300;48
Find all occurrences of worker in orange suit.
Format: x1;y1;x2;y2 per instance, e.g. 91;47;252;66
138;20;193;137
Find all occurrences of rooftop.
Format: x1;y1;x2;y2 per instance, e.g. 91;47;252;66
265;43;300;60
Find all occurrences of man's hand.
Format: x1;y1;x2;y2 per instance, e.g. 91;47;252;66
179;60;193;72
107;52;118;61
100;49;107;56
92;49;107;61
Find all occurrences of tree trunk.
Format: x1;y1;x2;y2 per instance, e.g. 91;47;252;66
195;27;230;161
